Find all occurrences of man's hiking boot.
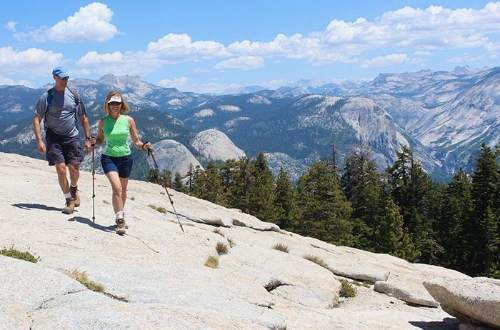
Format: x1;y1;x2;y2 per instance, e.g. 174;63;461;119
62;198;75;214
70;186;80;207
116;218;127;235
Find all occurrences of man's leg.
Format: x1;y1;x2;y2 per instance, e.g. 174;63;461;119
55;163;70;194
55;162;75;214
68;164;81;207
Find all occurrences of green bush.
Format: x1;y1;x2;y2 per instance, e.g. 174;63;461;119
0;246;39;263
339;279;357;298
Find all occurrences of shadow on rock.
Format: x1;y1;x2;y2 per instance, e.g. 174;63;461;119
409;317;459;330
12;203;62;212
68;216;115;232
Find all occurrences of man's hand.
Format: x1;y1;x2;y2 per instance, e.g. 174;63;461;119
84;139;92;153
36;141;46;154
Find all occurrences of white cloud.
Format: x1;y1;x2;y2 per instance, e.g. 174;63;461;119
147;33;228;59
5;21;17;32
215;56;264;70
362;53;409;68
15;2;117;43
69;2;499;76
0;47;63;74
157;77;189;88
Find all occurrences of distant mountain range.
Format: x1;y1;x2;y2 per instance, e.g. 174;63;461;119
0;66;498;180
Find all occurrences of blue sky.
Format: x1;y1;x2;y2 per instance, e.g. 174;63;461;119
0;1;498;92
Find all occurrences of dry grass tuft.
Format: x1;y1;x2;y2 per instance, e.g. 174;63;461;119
215;242;229;255
204;255;219;268
67;270;104;292
272;243;289;253
0;246;39;263
339;279;357;298
304;254;329;270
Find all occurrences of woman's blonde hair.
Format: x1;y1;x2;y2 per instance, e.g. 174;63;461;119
103;91;129;115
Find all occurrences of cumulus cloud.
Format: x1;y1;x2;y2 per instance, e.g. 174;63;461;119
5;21;17;32
74;2;499;75
362;53;409;68
77;50;161;75
157;76;189;88
215;56;264;70
0;47;63;75
15;2;117;42
147;33;228;59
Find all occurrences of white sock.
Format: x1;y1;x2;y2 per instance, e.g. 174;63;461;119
64;192;72;199
115;211;124;219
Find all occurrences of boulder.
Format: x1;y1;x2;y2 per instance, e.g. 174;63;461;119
424;277;500;329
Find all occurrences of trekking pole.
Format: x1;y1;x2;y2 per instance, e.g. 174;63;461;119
91;141;96;224
147;148;185;232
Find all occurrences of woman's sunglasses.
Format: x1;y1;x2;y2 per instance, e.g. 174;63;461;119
109;102;122;106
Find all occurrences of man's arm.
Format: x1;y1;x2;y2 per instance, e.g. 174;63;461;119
80;115;92;153
32;115;46;154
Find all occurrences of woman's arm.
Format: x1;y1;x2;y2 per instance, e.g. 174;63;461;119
94;119;104;146
129;116;151;150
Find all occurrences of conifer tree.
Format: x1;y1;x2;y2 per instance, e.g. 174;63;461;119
173;172;187;193
342;149;382;250
274;167;297;230
248;153;276;223
296;161;353;245
470;144;499;276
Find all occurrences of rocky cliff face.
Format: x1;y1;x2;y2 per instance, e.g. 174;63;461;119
2;152;497;329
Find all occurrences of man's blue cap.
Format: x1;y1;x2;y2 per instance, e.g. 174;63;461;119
52;67;69;79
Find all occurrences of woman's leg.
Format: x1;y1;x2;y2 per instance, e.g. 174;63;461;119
105;171;123;215
120;177;129;209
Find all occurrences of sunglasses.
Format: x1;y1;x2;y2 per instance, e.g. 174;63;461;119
109;102;122;106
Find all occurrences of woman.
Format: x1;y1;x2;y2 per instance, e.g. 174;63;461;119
93;91;151;235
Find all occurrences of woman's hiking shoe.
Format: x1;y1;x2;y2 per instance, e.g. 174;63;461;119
116;218;127;235
70;186;80;207
62;198;75;214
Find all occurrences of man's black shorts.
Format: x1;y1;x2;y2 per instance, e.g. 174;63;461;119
45;129;83;166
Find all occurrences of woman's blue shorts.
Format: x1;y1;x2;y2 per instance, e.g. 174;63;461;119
101;154;133;178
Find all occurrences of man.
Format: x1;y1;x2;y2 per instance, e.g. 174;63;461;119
32;67;92;214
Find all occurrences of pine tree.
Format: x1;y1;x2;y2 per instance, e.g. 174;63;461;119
376;197;419;261
470;144;499;276
248;153;276;223
296;161;353;245
227;157;252;212
173;173;187;193
439;170;473;270
387;145;438;261
342;149;383;250
274;167;297;230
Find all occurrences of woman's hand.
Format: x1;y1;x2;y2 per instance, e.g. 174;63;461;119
141;142;152;151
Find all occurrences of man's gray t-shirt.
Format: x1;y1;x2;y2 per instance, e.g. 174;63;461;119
34;87;86;138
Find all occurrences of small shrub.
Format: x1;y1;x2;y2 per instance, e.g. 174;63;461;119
148;204;167;213
304;254;329;269
215;242;229;255
67;270;104;292
339;279;357;298
0;246;39;263
204;255;219;268
272;243;289;253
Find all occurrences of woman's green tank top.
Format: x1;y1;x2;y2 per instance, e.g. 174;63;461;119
103;115;131;157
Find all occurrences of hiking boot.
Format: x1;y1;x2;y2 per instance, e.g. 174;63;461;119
115;218;129;229
62;198;75;214
70;186;80;207
116;218;126;236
